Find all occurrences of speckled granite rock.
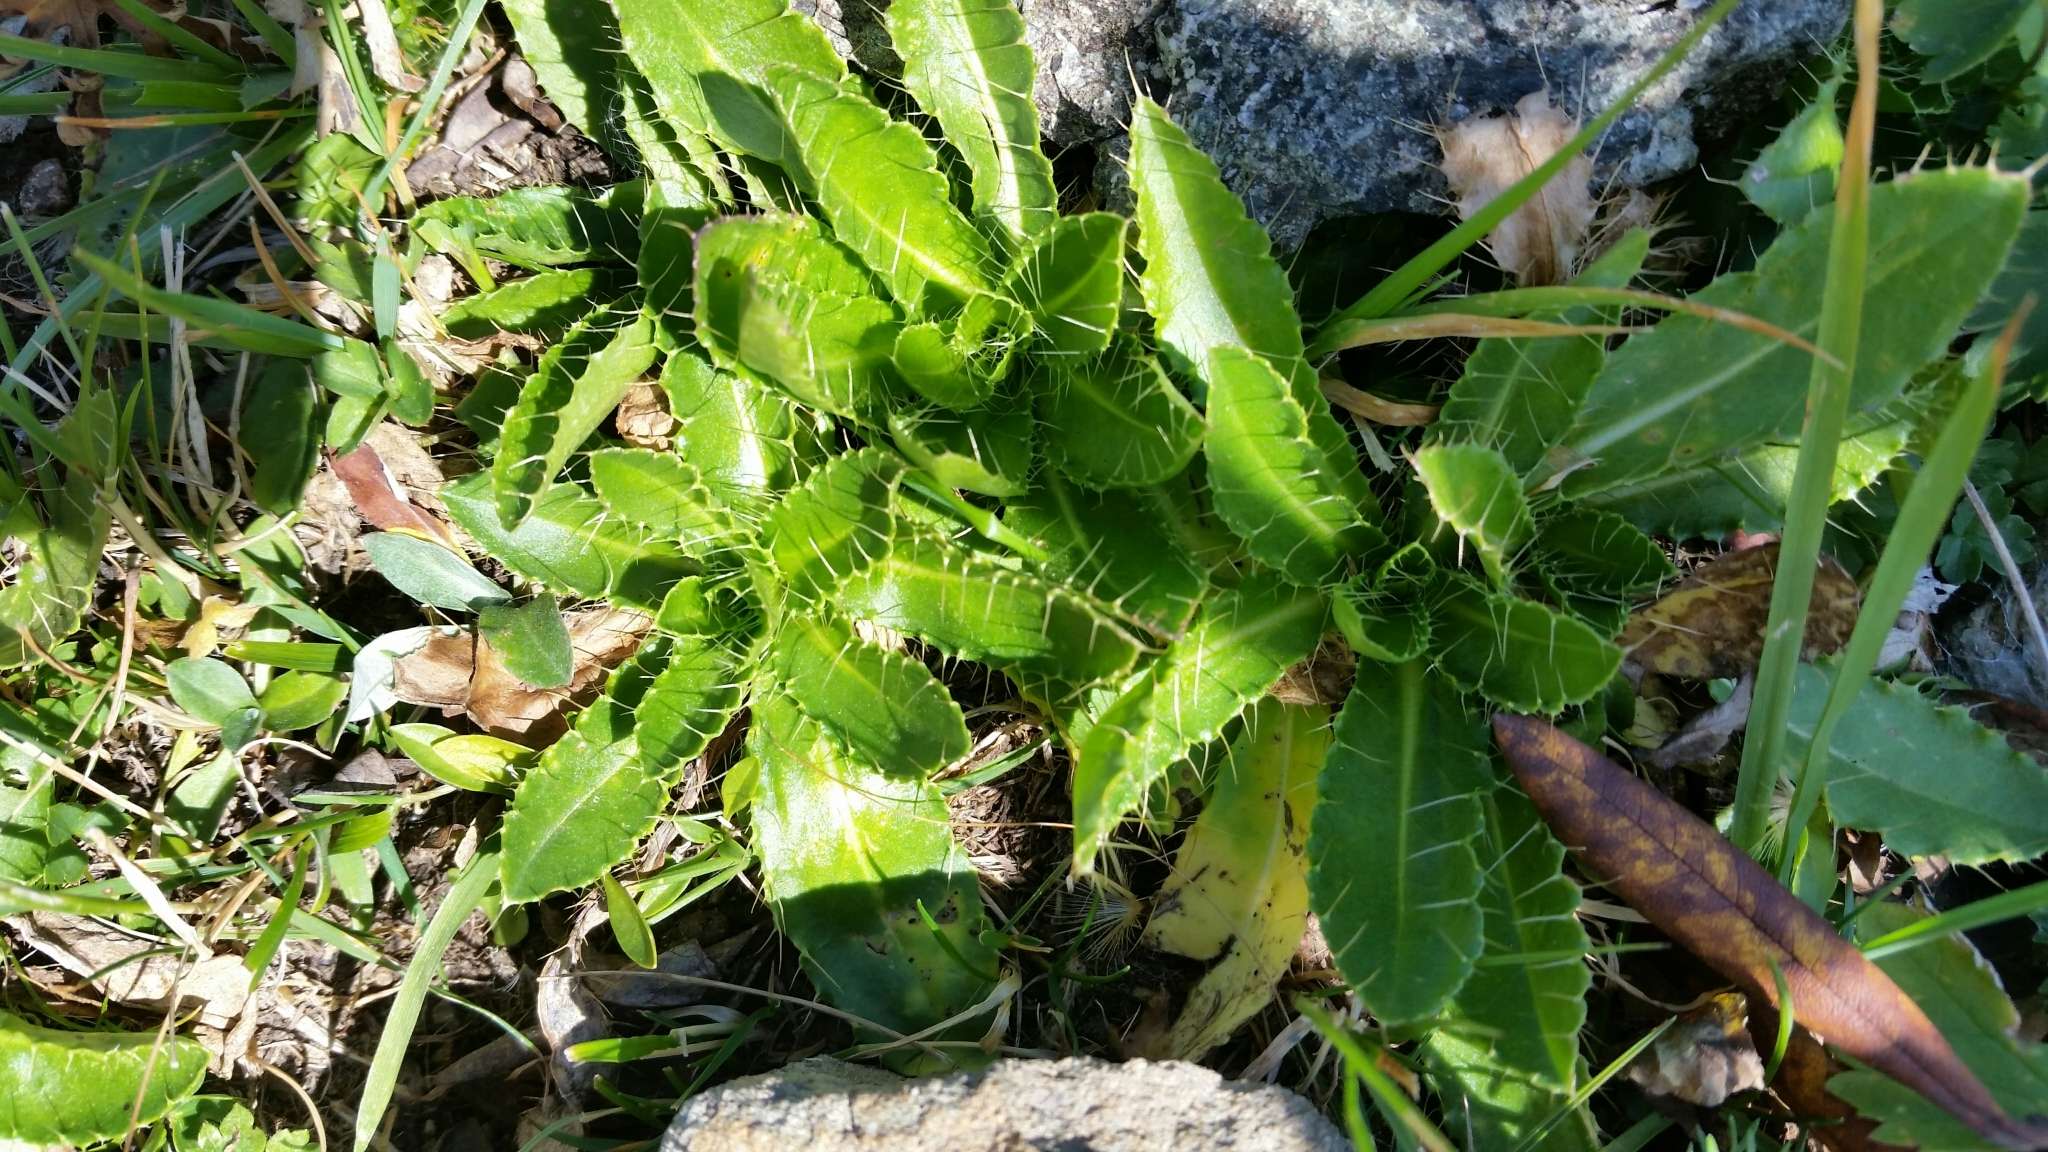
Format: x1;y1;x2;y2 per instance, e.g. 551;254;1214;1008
661;1056;1350;1151
1155;0;1846;246
802;0;1844;248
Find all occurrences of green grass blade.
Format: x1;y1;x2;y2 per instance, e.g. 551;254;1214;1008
1730;0;1878;857
352;848;498;1152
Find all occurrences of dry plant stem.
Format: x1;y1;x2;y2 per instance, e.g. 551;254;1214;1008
1320;378;1440;426
1729;0;1879;856
86;826;210;958
1964;476;2048;686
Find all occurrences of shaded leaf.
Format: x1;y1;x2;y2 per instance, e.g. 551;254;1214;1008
1429;576;1620;712
413;185;638;270
1006;472;1209;639
443;472;691;610
1414;443;1533;589
888;394;1034;498
773;613;970;777
499;0;618;146
477;597;574;690
1072;570;1326;870
762;448;905;602
440;268;629;338
1308;661;1489;1025
587;447;743;556
613;0;844;167
1010;212;1125;356
749;694;997;1067
1493;715;2048;1151
1893;0;2036;82
493;312;661;527
1530;507;1674;600
1424;1026;1594;1152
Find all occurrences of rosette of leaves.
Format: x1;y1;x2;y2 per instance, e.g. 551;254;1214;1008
412;0;2037;1125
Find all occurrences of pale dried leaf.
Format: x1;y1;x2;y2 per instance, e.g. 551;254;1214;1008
1439;91;1597;286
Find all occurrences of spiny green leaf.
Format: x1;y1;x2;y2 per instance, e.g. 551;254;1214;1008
694;216;899;418
443;472;692;610
1788;666;2048;866
1427;576;1620;711
1007;472;1209;639
1456;786;1590;1090
762;448;906;601
501;730;666;902
0;1012;209;1145
748;694;997;1066
361;532;509;612
612;0;844;167
774;613;970;777
888;0;1056;254
1072;570;1326;871
1742;78;1844;226
1127;96;1310;397
588;448;744;557
1434;233;1646;476
1893;0;2036;82
839;529;1143;687
1413;443;1533;589
440;267;633;339
492;312;661;527
1307;660;1489;1025
888;393;1034;498
1204;346;1380;585
1037;341;1203;491
412;184;638;270
1333;554;1434;664
1423;1026;1594;1152
1010;211;1126;356
657;349;821;511
1556;167;2029;497
636;634;753;775
769;65;994;313
620;63;733;212
1531;507;1674;600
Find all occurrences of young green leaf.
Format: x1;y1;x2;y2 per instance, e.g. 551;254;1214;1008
658;349;819;510
1010;211;1125;356
762;448;906;602
634;634;752;776
769;65;994;313
413;184;638;270
1742;78;1844;225
613;0;844;167
1307;661;1489;1025
167;657;263;751
1893;0;2037;82
1006;473;1209;639
0;390;115;669
1529;507;1674;599
1554;167;2029;497
839;529;1144;687
603;870;660;969
256;671;348;732
1204;346;1380;585
1423;1026;1594;1152
1037;341;1203;491
1433;232;1646;477
478;596;574;689
1127;96;1312;396
888;0;1056;254
1143;699;1325;1059
1333;555;1434;665
1413;443;1534;589
0;1012;209;1145
440;267;631;338
888;395;1034;498
587;448;743;557
362;532;510;612
493;312;661;527
443;472;692;610
501;730;666;902
1072;570;1327;871
774;613;970;777
1428;576;1620;712
389;723;527;794
748;694;997;1065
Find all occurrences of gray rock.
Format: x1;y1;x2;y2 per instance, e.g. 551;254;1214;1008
1155;0;1847;248
803;0;1842;249
662;1056;1349;1152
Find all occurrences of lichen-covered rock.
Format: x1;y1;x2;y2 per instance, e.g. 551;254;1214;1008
661;1056;1350;1151
1155;0;1847;248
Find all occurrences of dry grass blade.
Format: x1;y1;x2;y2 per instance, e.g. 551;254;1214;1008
1317;313;1641;351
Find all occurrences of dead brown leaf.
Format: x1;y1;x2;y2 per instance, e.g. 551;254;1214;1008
1438;90;1596;286
327;432;454;547
1627;992;1765;1110
8;912;250;1029
1620;543;1860;680
0;0;164;48
615;381;676;450
389;607;651;744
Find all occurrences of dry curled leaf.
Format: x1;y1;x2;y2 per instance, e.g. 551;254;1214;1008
390;607;650;743
1439;90;1596;286
1493;714;2048;1151
614;381;676;450
1620;543;1859;680
1628;992;1765;1110
328;435;454;547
